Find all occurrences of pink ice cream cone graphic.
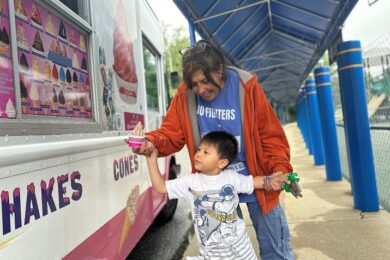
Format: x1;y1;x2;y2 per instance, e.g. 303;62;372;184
118;185;140;253
113;0;138;104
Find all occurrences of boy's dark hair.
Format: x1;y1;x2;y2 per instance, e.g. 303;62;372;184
181;40;226;90
200;131;238;166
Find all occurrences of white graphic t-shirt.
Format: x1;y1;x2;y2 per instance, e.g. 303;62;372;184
166;169;254;253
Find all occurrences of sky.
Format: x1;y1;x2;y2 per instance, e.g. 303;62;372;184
147;0;189;37
147;0;390;48
343;0;390;47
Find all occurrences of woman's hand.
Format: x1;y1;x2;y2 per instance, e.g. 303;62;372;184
264;171;290;191
125;122;156;157
133;141;156;157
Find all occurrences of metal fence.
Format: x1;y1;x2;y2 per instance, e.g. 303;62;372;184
331;33;390;211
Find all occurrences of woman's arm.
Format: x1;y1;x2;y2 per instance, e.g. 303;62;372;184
253;82;293;174
130;122;167;193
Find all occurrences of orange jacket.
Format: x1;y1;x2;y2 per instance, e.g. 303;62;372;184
145;66;293;215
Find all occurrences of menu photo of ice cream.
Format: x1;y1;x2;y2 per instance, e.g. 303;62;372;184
39;82;51;115
12;0;92;119
0;0;8;15
0;97;16;119
31;29;46;58
57;88;65;116
16;21;29;51
0;0;11;58
20;76;29;113
30;1;43;31
0;0;16;120
14;0;28;22
112;0;138;105
28;82;40;113
0;17;11;57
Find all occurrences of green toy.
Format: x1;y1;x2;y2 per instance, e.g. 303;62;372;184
283;172;302;198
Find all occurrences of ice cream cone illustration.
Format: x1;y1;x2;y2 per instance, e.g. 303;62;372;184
118;185;140;253
72;71;78;89
0;26;10;55
46;15;55;35
58;89;66;116
80;96;86;114
32;58;41;80
40;84;50;115
59;67;66;87
52;64;58;85
66;68;72;89
66;91;73;114
20;79;28;113
44;61;51;82
51;87;58;111
29;83;40;108
5;98;16;118
113;0;138;104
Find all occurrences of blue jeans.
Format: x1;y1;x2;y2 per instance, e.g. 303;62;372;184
237;202;294;260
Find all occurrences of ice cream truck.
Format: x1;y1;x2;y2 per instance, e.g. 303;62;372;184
0;0;180;259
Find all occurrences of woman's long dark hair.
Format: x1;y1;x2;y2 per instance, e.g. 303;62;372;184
181;40;226;90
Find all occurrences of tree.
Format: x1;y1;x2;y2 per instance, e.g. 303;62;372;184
161;22;189;98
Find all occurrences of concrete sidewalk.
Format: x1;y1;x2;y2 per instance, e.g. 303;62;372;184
182;122;390;259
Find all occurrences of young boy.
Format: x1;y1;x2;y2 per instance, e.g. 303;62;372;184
140;129;288;259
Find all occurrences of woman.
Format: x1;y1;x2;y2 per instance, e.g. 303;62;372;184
132;40;294;259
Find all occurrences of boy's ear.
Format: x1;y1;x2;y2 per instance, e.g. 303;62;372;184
218;158;229;170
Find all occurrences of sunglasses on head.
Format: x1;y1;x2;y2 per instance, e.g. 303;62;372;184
179;40;209;57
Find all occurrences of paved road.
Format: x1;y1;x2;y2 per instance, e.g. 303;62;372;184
127;199;193;260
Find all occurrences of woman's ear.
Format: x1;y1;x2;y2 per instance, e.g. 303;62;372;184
218;158;229;170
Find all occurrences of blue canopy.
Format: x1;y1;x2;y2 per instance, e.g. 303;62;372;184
173;0;358;104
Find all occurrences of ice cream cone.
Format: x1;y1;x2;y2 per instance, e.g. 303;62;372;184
32;100;39;108
21;97;28;113
66;102;73;113
118;185;140;253
118;209;135;253
41;101;49;115
60;106;66;116
51;101;58;111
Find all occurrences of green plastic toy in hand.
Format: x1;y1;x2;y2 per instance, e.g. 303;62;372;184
283;172;303;198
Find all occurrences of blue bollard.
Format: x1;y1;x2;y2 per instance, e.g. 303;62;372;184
314;67;342;181
305;79;324;165
279;105;285;124
304;93;313;155
336;40;379;211
300;92;308;147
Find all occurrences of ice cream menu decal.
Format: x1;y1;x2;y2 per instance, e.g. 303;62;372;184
0;0;15;119
15;0;92;118
113;0;138;105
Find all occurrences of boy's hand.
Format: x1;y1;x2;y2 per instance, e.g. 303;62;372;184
265;171;290;191
146;147;158;161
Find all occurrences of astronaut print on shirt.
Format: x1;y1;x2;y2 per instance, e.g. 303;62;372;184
189;184;240;247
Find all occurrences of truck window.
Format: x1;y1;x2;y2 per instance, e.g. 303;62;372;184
55;0;91;24
143;39;161;130
0;0;96;135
